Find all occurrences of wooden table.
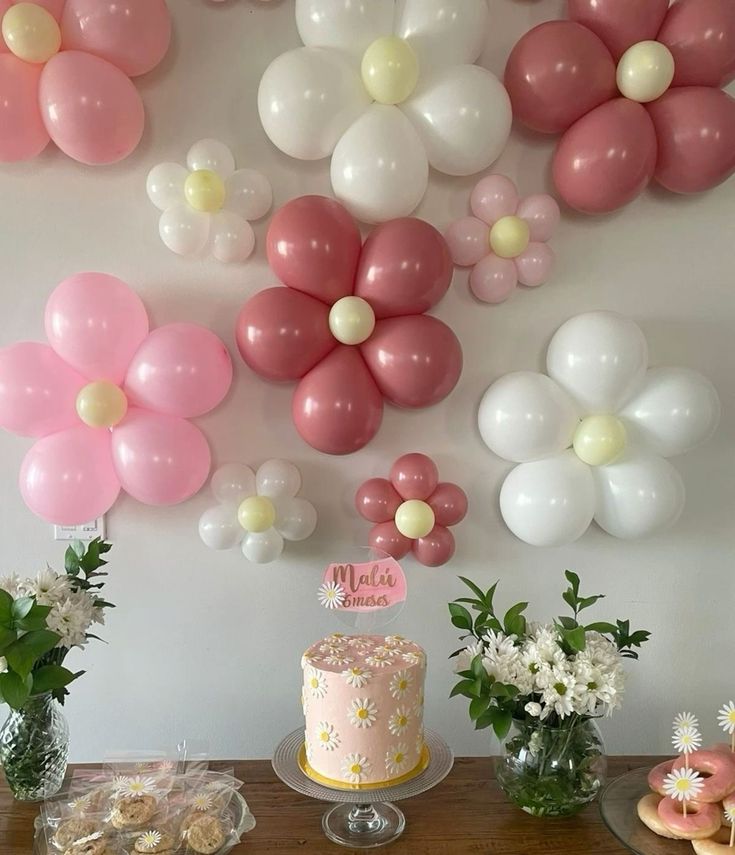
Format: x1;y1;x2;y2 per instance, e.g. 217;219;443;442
0;757;656;854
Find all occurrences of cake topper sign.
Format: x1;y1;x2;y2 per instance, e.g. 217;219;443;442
318;558;407;613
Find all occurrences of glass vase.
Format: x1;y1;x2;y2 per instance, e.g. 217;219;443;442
496;717;606;817
0;693;69;801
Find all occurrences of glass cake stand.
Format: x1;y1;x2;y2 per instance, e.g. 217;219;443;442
272;727;454;848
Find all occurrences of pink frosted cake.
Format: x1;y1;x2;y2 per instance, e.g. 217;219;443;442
301;633;427;789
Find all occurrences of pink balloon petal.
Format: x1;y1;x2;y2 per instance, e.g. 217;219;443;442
293;346;383;454
470;175;519;224
390;453;439;501
516;194;560;242
45;272;149;383
61;0;171;77
25;0;65;21
354;218;452;319
355;478;402;523
428;483;468;527
516;243;555;288
20;426;120;525
648;87;735;194
0;343;85;437
568;0;669;61
369;521;412;560
361;315;462;409
236;287;335;381
412;525;455;567
40;51;144;165
444;217;488;267
124;324;232;419
658;0;735;88
0;55;49;162
469;255;518;303
111;409;211;505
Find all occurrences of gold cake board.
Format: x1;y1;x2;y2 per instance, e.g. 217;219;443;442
297;744;431;792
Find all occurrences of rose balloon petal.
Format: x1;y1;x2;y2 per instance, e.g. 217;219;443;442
368;520;412;561
0;56;48;162
355;478;403;524
390;453;439;501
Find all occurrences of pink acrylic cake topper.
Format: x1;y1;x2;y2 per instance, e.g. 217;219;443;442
318;557;408;614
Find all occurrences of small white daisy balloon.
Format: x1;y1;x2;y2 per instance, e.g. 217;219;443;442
147;139;272;262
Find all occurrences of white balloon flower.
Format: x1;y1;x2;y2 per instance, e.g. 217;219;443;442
199;461;318;564
258;0;511;223
146;139;272;262
478;312;720;546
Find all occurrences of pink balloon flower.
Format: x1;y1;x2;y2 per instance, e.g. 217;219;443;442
0;272;232;525
236;196;463;455
505;0;735;214
356;453;468;567
0;0;171;165
445;175;560;304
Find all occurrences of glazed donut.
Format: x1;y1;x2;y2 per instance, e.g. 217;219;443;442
709;743;735;756
636;794;683;839
657;797;721;840
648;759;676;795
692;827;734;855
673;751;735;803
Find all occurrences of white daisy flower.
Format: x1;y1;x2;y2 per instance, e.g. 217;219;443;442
390;670;413;699
301;651;321;668
342;667;372;689
120;776;158;798
402;651;424;666
348;698;378;729
137;831;162;851
318;581;346;610
68;794;91;814
385;744;409;776
328;633;346;641
388;707;411;736
673;727;702;755
315;722;340;751
157;760;174;774
347;636;370;648
724;805;735;825
663;768;704;802
306;669;328;699
385;635;408;647
301;687;309;714
111;775;130;794
342;753;371;785
673;712;700;731
305;737;314;764
718;702;735;735
365;652;393;668
192;792;214;812
325;654;354;667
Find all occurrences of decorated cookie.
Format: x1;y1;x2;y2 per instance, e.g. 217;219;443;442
53;819;98;849
110;795;158;830
186;814;227;854
134;828;175;853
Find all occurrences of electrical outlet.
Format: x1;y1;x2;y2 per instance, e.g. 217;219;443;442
53;517;106;542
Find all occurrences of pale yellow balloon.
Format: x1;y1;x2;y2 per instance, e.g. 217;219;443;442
238;496;276;534
76;382;128;429
395;500;435;540
489;216;530;259
2;3;61;64
328;296;376;345
573;415;627;467
361;36;419;105
616;41;675;103
184;169;226;213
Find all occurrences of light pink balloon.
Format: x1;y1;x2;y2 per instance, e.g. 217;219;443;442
413;526;455;567
369;521;412;560
45;272;149;383
444;217;488;267
568;0;669;61
25;0;65;20
390;453;439;501
125;323;232;418
516;243;555;288
39;51;145;165
0;343;84;437
61;0;171;78
111;409;210;505
360;316;462;408
517;195;561;242
0;55;49;162
355;478;402;523
470;175;519;224
469;255;518;303
428;483;468;527
20;426;120;525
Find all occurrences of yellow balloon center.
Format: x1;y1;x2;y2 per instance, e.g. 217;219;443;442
395;499;435;540
573;415;627;467
184;169;226;213
328;296;376;345
361;35;419;105
616;40;675;103
76;381;128;429
238;495;276;533
2;3;61;64
489;216;530;259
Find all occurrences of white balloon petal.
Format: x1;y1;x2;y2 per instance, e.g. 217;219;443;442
258;47;370;161
402;65;511;175
296;0;394;57
256;459;302;499
225;169;273;220
499;451;596;547
146;162;188;211
211;463;256;505
199;505;242;550
242;529;285;564
186;138;236;179
620;366;721;458
275;497;318;541
159;204;210;256
593;453;685;539
547;311;648;414
331;104;429;223
478;372;580;463
395;0;489;70
211;211;255;263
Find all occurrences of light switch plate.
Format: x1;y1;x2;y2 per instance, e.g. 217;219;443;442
53;517;106;542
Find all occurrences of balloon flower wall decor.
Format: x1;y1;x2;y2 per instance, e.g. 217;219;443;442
236;195;463;455
0;0;171;164
258;0;511;223
199;461;317;564
505;0;735;214
478;312;720;547
445;175;560;304
356;453;468;567
147;139;273;262
0;273;233;525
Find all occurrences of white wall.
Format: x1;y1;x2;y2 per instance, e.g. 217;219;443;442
0;0;733;762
